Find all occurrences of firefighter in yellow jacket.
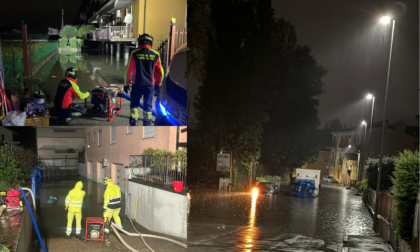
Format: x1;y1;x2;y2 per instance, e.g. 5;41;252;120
103;177;122;238
65;181;85;239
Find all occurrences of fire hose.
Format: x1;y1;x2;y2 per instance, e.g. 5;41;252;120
109;216;187;252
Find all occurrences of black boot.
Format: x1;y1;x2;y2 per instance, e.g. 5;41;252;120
104;233;110;239
75;234;80;239
66;234;71;239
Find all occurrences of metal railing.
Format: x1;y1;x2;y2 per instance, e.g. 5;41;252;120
38;157;79;170
128;155;187;190
0;140;19;150
89;26;137;41
157;24;187;74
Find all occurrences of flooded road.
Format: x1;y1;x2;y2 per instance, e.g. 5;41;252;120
188;185;374;251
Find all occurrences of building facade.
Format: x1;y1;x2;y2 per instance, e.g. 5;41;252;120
82;126;187;189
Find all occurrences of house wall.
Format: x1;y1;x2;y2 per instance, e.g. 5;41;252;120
0;127;14;143
364;128;417;158
302;151;331;179
127;180;187;239
121;0;187;47
84;126;187;185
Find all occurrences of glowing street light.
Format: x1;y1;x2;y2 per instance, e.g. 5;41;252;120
362;120;367;125
366;94;373;100
348;145;351;148
374;14;396;231
380;16;391;25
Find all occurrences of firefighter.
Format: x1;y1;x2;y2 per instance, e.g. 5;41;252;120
54;67;91;125
124;33;164;126
65;181;85;239
103;176;122;238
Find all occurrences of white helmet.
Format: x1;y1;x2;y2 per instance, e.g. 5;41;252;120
168;43;187;90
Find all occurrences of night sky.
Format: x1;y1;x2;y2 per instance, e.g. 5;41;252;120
272;0;419;127
0;0;84;32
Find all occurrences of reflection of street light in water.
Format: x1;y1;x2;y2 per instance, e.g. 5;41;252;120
244;189;259;250
249;188;258;227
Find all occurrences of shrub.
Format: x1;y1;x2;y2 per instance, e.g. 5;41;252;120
59;25;78;40
356;179;368;203
77;39;84;47
78;24;96;38
391;150;419;243
60;54;68;63
365;156;395;191
59;38;67;47
69;37;77;48
0;146;23;188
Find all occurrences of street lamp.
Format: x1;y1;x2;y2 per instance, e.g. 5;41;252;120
374;15;396;231
366;94;375;159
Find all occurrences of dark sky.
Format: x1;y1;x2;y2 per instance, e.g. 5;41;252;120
0;0;84;32
272;0;419;128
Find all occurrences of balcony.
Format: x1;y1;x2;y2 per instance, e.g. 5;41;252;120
87;26;137;42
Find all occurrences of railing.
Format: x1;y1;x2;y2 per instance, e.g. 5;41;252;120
38;157;79;170
128;155;187;191
89;26;136;41
0;140;19;150
157;24;187;74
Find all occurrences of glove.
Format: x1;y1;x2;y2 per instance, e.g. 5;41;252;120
87;90;92;95
124;86;130;94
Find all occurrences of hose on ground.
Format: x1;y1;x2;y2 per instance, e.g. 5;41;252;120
111;221;187;248
127;218;155;252
21;187;36;210
111;223;140;252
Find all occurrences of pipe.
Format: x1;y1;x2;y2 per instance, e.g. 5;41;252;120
111;224;139;252
118;93;157;117
21;187;36;210
19;188;47;252
111;222;187;248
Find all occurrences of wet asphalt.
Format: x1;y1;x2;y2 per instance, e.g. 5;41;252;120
188;184;374;251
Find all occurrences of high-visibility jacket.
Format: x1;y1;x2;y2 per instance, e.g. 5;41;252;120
65;181;85;212
104;181;121;210
124;44;164;87
54;77;90;109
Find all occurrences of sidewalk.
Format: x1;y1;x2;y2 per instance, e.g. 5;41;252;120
342;235;393;252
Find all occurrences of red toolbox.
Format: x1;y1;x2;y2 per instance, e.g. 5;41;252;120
85;217;104;242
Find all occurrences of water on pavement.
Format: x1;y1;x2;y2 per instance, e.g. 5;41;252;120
188;184;374;251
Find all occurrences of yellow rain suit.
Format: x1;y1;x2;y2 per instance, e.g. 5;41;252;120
65;181;85;235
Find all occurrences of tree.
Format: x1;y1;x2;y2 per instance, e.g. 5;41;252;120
391;150;419;243
77;24;96;39
0;147;23;188
260;19;327;172
12;147;37;181
59;25;78;46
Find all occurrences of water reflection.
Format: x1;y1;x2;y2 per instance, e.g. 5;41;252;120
249;188;258;227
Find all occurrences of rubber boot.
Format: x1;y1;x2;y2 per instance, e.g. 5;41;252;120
143;119;152;126
104;233;110;239
129;116;138;126
75;234;80;239
66;234;71;239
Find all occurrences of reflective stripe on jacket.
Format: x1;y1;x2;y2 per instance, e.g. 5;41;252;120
54;77;90;109
65;181;85;212
124;44;164;87
104;181;121;210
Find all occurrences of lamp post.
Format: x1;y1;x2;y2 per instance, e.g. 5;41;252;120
373;15;395;231
358;121;367;182
366;94;375;160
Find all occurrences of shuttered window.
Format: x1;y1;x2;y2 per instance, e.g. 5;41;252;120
127;126;133;134
99;130;102;147
143;127;155;139
111;126;116;144
88;133;91;147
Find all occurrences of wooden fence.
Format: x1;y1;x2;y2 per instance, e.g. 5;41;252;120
367;190;419;252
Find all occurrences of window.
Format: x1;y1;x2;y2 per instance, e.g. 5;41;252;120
93;132;96;143
88;133;91;147
99;130;102;147
127;126;133;134
143;127;155;139
111;126;116;144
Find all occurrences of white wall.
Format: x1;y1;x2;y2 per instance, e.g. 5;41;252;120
127;181;187;239
0;127;15;143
